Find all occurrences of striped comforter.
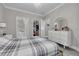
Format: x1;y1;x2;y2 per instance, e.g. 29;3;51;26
0;37;59;56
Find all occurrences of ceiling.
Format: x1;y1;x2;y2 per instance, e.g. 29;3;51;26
3;3;62;16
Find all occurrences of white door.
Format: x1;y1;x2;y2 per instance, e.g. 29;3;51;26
40;19;46;37
16;16;26;39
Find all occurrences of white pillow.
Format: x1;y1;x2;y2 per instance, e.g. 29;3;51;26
5;34;13;39
0;37;9;45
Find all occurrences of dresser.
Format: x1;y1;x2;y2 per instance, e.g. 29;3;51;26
48;31;72;47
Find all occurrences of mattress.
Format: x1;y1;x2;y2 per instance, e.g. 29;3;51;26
0;37;60;56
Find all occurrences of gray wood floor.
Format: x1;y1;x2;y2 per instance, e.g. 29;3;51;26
59;45;79;56
63;47;79;56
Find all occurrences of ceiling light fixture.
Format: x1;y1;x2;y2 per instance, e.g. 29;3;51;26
34;3;41;8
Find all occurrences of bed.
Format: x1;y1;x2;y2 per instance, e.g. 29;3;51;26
0;36;61;56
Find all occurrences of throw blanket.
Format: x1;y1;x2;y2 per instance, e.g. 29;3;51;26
0;37;59;56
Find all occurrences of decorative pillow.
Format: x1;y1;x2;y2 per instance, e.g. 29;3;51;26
0;37;9;45
4;34;13;39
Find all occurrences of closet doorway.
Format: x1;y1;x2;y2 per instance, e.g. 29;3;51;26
33;20;39;36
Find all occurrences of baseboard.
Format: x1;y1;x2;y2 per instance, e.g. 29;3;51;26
69;46;79;52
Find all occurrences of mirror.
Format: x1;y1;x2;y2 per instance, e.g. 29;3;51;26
54;17;69;31
33;20;39;36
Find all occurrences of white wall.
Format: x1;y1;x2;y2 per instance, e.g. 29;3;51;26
0;4;6;35
0;4;4;20
3;8;43;38
45;3;79;50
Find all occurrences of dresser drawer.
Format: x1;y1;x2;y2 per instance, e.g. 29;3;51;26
48;31;71;47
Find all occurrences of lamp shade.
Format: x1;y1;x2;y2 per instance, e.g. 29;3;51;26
0;23;6;27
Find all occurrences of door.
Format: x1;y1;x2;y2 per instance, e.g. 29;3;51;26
16;16;26;39
33;20;39;36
